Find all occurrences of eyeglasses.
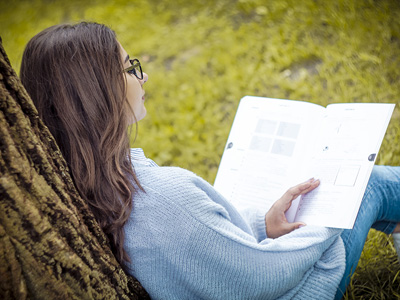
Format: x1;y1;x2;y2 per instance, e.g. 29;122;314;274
124;58;143;80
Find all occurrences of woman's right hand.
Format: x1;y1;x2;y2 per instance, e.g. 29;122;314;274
265;178;320;239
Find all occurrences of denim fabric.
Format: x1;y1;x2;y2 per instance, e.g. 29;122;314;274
335;165;400;299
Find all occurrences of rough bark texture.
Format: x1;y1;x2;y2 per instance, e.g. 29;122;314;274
0;38;150;300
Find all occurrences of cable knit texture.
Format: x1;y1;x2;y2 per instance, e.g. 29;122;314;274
124;149;346;299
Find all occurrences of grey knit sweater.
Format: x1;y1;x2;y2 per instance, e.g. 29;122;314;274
124;149;345;299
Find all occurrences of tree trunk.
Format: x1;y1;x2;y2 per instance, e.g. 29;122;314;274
0;38;150;300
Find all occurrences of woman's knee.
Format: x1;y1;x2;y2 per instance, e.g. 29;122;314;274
369;165;400;186
367;165;400;222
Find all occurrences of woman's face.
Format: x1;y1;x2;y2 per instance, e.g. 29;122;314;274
120;43;148;123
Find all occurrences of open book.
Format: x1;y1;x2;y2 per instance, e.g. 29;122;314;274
214;96;395;229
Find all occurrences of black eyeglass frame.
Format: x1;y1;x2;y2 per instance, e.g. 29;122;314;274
124;58;143;80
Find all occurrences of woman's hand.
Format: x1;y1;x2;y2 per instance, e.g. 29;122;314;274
265;178;320;239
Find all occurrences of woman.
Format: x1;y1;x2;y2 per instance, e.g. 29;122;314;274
20;22;400;300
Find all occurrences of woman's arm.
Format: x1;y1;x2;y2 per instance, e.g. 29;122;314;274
124;167;345;299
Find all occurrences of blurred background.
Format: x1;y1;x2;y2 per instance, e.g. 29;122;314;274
1;0;400;298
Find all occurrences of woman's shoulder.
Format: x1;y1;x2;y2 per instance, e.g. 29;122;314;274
130;148;159;168
134;164;208;195
129;148;235;223
130;148;204;185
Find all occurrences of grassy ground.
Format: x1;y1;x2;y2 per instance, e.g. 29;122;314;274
1;0;400;298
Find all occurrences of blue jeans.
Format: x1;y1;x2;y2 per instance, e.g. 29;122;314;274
335;165;400;300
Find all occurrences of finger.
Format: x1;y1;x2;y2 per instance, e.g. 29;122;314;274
288;179;314;195
277;179;320;208
288;179;320;198
300;179;321;194
281;221;307;235
292;221;307;229
298;179;320;195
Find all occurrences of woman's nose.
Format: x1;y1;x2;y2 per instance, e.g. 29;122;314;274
140;72;148;85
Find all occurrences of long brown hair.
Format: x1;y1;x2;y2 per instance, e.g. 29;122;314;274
20;22;141;267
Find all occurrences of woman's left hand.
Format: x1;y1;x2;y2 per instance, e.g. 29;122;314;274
265;178;320;239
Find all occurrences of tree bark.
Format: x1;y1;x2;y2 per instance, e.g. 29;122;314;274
0;38;150;300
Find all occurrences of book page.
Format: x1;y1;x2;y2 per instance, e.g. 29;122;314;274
293;103;395;228
214;96;325;214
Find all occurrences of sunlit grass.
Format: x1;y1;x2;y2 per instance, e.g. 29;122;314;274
1;0;400;298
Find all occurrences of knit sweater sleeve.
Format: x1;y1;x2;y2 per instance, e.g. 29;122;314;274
238;207;268;242
124;166;345;300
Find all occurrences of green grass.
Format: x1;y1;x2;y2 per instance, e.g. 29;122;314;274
1;0;400;298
